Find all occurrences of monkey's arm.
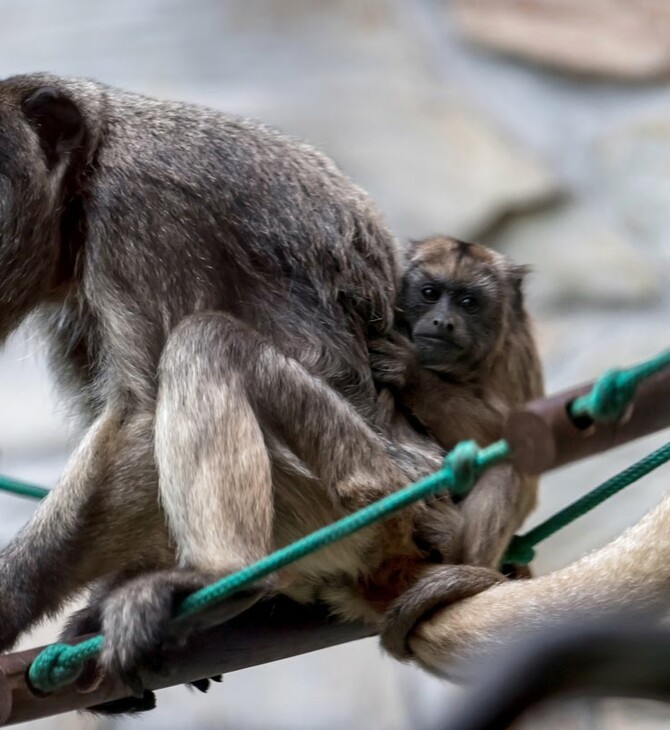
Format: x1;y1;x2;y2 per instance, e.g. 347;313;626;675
369;333;503;445
0;407;172;653
404;379;504;448
405;488;670;678
458;467;538;568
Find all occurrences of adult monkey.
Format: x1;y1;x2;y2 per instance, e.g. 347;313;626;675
0;74;494;700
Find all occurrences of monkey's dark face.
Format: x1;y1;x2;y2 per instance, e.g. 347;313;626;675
399;237;523;378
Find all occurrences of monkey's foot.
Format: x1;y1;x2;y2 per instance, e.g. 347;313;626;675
381;564;504;661
94;568;271;706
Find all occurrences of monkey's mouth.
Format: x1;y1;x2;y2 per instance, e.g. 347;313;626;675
416;335;465;353
415;336;467;367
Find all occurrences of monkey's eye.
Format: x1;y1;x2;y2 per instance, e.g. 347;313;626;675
458;295;479;313
420;285;441;303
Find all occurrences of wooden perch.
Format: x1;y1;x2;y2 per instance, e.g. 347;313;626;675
505;368;670;474
0;598;374;725
0;368;668;724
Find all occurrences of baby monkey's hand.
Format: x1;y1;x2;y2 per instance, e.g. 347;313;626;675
369;331;419;390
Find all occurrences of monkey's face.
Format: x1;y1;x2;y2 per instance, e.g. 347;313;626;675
399;237;524;378
0;79;87;340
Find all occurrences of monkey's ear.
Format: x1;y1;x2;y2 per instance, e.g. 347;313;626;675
22;87;84;169
509;264;531;312
405;239;423;261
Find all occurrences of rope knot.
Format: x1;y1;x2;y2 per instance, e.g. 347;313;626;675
587;368;636;422
444;440;481;497
28;643;85;694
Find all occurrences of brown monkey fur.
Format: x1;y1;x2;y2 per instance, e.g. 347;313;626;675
0;74;467;708
369;236;544;658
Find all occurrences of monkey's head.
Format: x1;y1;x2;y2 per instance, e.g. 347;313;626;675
0;75;100;340
398;236;529;379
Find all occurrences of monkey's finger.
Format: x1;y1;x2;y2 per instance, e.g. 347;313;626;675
187;675;223;693
189;677;210;693
501;562;533;580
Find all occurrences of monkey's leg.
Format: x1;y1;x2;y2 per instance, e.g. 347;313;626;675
0;408;171;652
94;317;283;681
381;466;535;661
161;313;430;515
459;465;538;568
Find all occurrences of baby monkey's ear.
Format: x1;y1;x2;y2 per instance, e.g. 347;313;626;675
404;239;424;261
509;264;531;313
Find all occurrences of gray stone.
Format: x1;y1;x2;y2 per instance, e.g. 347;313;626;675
489;205;662;311
449;0;670;80
193;1;562;242
597;116;670;267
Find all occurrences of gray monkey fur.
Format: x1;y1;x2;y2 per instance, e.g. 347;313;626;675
0;74;474;698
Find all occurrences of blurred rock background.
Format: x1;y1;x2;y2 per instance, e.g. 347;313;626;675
0;1;668;728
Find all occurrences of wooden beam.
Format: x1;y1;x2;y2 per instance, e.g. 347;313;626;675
0;598;374;725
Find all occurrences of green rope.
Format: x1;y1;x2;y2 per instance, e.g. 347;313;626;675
505;441;670;565
28;439;510;693
570;348;670;423
0;475;49;501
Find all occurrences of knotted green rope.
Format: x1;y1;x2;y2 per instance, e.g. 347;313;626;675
570;348;670;423
505;440;670;565
28;440;510;693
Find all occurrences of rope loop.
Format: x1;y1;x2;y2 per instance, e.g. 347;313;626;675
586;368;636;422
443;440;480;497
28;643;86;694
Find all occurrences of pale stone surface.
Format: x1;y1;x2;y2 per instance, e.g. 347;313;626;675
489;204;662;310
450;0;670;80
597;116;670;269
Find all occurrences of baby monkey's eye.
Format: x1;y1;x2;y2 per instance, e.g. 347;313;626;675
459;295;479;312
420;285;441;303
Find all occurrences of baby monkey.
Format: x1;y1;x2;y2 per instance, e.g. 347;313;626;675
371;236;544;577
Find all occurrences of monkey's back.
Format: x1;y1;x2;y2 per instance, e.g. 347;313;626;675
6;74;399;412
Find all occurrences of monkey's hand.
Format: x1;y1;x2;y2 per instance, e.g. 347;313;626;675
369;331;419;391
380;564;505;662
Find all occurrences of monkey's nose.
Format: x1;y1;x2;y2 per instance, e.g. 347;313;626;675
433;318;455;333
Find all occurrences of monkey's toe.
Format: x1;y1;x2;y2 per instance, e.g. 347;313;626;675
188;675;222;693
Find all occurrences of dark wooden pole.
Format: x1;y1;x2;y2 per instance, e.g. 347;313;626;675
505;369;670;474
0;598;374;725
